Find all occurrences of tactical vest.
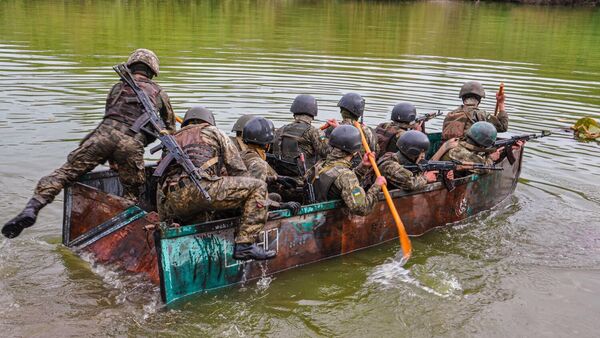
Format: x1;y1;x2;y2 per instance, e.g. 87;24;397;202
375;122;408;157
162;124;220;183
442;105;488;141
104;77;162;144
271;122;312;176
312;162;347;202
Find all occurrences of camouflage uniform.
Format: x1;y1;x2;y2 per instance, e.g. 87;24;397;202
230;135;248;152
374;121;412;156
325;113;379;167
441;140;494;176
308;148;381;215
241;147;278;182
377;152;428;191
33;74;175;204
158;123;269;244
442;97;508;141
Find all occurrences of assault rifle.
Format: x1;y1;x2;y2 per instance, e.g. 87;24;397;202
113;63;211;202
298;153;316;204
494;130;551;165
415;110;443;124
403;160;503;191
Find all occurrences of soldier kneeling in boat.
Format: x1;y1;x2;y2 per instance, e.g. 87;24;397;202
375;102;422;157
239;116;301;214
441;81;508;142
378;130;446;191
2;48;176;239
157;107;275;261
307;125;386;215
439;122;504;177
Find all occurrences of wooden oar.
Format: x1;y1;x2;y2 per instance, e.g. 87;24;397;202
353;121;412;261
494;82;504;116
176;115;183;124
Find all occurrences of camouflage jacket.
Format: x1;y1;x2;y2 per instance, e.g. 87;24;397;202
441;140;494;175
308;149;381;215
273;114;331;165
241;147;278;182
378;152;428;191
441;98;508;140
375;121;411;156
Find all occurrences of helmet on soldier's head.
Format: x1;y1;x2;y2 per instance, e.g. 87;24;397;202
329;125;362;154
396;130;430;162
459;81;486;99
182;106;215;127
290;94;318;117
391;102;417;124
127;49;160;77
337;93;365;118
466;122;497;148
243;117;275;146
232;114;255;133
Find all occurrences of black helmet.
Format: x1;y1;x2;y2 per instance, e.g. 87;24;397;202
466;121;497;148
459;81;486;99
243;117;275;146
391;102;417;123
290;94;318;117
231;114;256;133
329;125;362;154
337;93;365;118
182;106;215;127
396;130;430;162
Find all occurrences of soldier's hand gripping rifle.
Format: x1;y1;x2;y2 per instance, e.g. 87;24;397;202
493;130;551;165
403;160;503;191
298;153;316;204
113;63;211;202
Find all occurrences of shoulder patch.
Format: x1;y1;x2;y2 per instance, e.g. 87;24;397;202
350;187;365;205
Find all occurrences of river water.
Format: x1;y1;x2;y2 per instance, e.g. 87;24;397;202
1;0;600;336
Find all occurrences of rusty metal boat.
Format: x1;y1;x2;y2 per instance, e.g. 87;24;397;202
61;133;523;305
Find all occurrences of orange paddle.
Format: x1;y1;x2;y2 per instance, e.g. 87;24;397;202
494;82;505;116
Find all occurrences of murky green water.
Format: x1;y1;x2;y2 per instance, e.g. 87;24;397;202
1;0;600;336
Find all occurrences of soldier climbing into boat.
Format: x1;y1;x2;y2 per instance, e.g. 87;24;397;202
374;102;423;157
240;116;302;215
323;93;379;167
271;94;331;176
439;121;506;177
307;125;386;215
230;114;256;152
441;81;508;141
157;107;277;261
2;48;176;239
377;130;449;191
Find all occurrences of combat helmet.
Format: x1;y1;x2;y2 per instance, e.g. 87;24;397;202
337;93;365;118
243;117;275;146
232;114;256;133
127;48;160;77
391;102;417;124
466;121;497;148
396;130;430;162
329;125;362;154
459;81;486;99
182;106;215;127
290;94;318;117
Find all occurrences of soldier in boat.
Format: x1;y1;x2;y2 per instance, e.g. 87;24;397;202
2;48;176;239
157;107;277;261
307;125;386;215
230;114;255;152
271;94;331;177
239;116;301;215
440;121;505;177
377;130;447;191
323;93;379;167
374;102;422;157
441;81;508;141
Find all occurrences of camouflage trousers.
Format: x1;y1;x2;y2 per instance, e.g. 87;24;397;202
158;176;269;244
33;119;146;205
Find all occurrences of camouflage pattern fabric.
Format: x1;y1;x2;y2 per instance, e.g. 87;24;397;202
276;114;331;160
230;135;248;152
442;97;508;141
33;119;146;204
375;121;411;156
325;114;379;165
127;48;160;76
441;140;494;176
241;147;278;182
378;152;428;191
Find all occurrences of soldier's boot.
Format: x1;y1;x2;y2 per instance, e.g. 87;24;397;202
2;198;45;238
233;243;276;261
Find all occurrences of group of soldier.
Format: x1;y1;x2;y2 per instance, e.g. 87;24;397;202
2;49;516;262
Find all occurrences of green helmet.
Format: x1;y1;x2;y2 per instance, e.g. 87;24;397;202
232;114;256;133
182;106;215;127
466;122;497;148
459;81;485;99
329;125;362;154
127;48;160;77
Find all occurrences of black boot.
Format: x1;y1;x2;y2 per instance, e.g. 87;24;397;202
233;243;276;261
2;198;44;238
